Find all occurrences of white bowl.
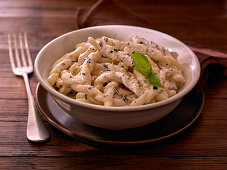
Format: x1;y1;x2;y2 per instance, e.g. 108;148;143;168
34;25;200;130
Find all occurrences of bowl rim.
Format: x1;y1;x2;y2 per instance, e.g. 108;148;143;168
34;25;201;112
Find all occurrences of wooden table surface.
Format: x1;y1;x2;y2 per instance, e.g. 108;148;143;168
0;0;226;169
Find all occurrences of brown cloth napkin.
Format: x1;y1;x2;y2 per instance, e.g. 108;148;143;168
77;0;150;28
77;0;227;94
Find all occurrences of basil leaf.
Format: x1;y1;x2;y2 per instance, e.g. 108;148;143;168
132;51;152;77
132;51;162;87
148;73;162;88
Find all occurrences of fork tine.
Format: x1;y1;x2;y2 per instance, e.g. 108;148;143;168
8;34;16;70
13;34;21;67
19;33;27;66
24;32;32;67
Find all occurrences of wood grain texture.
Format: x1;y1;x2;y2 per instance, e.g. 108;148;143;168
0;0;226;169
0;156;227;169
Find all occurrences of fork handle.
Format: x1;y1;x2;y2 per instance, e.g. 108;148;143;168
22;73;50;142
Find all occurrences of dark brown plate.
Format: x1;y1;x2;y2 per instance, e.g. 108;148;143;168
36;84;204;148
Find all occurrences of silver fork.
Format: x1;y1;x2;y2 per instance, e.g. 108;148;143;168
8;33;49;142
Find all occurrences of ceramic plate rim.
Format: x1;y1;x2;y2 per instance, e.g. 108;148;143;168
36;84;204;146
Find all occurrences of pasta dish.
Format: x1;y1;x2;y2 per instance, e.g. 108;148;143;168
48;36;185;106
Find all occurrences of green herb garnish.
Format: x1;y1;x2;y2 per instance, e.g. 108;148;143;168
132;51;162;88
